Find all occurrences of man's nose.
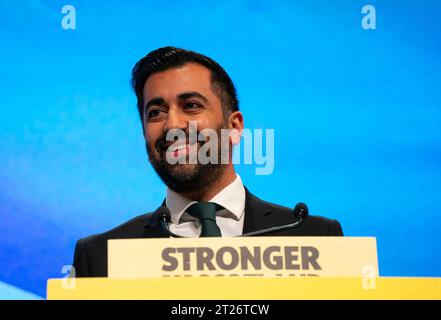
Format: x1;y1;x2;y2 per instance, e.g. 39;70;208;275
163;107;187;132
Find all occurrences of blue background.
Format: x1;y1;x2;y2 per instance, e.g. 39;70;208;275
1;0;440;298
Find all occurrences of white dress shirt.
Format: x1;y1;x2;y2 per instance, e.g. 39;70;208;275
165;174;246;237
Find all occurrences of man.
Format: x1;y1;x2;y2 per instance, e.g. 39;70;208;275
72;47;343;277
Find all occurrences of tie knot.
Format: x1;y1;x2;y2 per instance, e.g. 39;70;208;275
186;202;222;237
187;202;217;221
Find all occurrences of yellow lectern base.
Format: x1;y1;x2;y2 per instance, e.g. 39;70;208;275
47;277;441;300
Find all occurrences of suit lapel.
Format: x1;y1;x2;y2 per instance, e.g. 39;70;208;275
142;204;170;238
242;187;273;234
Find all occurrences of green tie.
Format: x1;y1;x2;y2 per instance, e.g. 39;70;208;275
186;202;222;237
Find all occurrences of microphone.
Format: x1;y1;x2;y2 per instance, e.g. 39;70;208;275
293;202;308;220
240;202;308;237
144;205;169;228
155;206;184;238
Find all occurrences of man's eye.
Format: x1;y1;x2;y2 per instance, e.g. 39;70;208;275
148;110;159;118
184;102;201;110
147;109;162;119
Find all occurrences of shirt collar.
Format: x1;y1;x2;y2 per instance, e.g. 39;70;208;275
165;174;246;224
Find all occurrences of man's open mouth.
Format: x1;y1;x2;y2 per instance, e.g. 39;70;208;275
162;140;200;159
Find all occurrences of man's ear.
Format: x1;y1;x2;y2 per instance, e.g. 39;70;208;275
228;111;244;145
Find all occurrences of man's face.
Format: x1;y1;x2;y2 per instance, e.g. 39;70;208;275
142;62;228;193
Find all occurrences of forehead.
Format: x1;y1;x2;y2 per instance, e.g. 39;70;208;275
143;63;214;101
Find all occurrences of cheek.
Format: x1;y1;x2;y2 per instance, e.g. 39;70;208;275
193;113;222;131
144;123;162;147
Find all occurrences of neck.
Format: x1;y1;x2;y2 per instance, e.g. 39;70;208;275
179;164;237;202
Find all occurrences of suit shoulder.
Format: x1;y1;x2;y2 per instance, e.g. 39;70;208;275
255;196;343;236
257;197;336;223
77;212;154;246
247;193;293;216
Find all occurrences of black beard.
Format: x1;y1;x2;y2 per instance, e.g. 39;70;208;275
146;127;228;194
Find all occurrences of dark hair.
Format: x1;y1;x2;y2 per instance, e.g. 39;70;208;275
131;46;239;122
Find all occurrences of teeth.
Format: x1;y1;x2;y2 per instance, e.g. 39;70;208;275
169;144;187;152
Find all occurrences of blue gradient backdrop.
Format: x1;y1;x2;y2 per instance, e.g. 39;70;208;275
1;1;440;298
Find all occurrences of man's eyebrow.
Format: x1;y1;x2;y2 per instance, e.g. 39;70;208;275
177;91;210;105
144;97;166;111
144;92;210;111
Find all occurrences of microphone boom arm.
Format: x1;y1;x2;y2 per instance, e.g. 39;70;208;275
240;218;304;237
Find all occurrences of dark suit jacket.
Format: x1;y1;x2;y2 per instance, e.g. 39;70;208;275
72;188;343;277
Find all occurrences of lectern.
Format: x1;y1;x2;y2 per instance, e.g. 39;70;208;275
47;237;441;299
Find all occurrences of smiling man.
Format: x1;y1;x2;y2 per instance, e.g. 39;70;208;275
142;60;241;201
71;47;343;277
